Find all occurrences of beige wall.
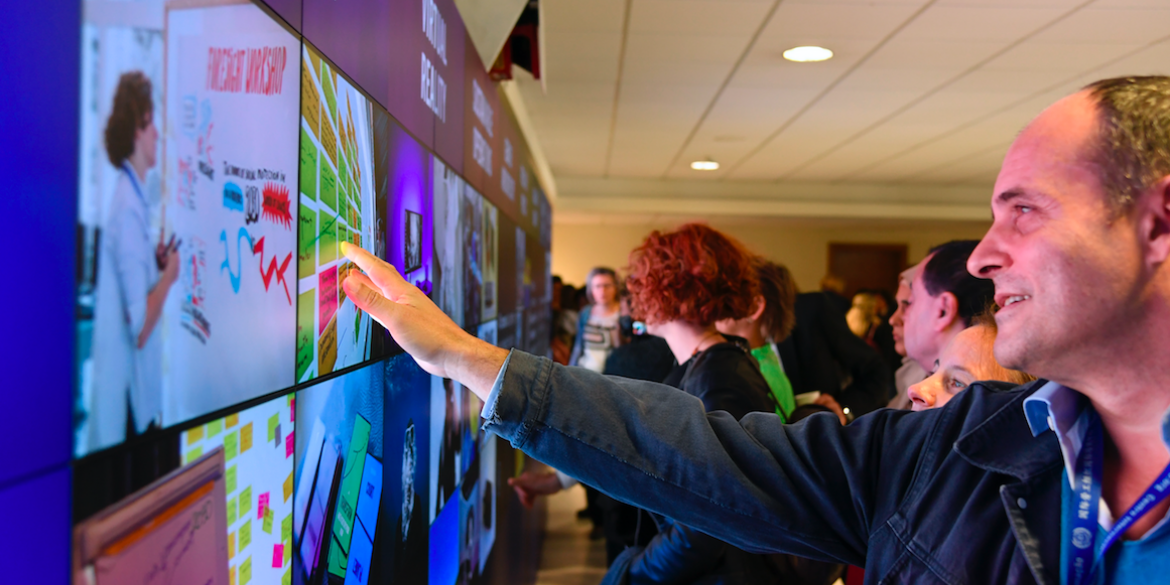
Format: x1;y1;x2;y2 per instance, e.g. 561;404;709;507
552;217;992;292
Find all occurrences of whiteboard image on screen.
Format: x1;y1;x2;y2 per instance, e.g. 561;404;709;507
162;0;299;427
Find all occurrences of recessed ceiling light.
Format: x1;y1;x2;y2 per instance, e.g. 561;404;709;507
783;46;833;63
691;160;719;171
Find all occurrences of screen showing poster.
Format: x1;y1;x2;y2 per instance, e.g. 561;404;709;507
431;0;465;175
461;184;484;329
386;122;434;296
181;393;296;585
461;41;499;196
293;362;385;585
381;353;432;584
480;200;499;323
296;44;383;383
73;0;300;458
432;156;465;328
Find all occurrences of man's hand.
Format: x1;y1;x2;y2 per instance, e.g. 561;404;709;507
814;394;849;425
340;243;507;399
507;471;564;509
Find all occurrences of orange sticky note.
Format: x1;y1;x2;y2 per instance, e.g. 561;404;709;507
227;413;240;428
228;530;236;559
241;422;254;454
283;471;293;502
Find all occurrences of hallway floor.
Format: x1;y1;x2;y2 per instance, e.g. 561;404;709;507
535;485;607;585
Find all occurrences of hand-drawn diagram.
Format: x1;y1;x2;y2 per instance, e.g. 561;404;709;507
296;44;381;383
163;3;298;424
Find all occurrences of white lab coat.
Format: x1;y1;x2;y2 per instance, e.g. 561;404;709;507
88;165;164;451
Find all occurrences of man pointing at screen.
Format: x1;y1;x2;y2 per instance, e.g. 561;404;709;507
340;76;1170;583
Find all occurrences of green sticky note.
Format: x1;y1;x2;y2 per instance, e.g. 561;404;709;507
239;486;252;519
298;202;317;281
226;465;238;494
225;431;239;462
282;514;293;542
319;209;338;265
282;567;291;585
227;496;237;526
207;418;223;438
296;289;315;381
240;556;252;585
320;160;337;214
300;127;318;202
262;506;274;534
184;446;203;464
284;537;291;564
239;519;252;550
268;413;280;443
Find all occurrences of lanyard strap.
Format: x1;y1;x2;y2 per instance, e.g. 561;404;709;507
1067;410;1170;585
121;162;146;204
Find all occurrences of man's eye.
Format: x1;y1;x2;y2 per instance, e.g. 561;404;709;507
1016;205;1033;214
948;377;968;391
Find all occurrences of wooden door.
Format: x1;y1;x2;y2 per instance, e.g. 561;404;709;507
827;243;907;298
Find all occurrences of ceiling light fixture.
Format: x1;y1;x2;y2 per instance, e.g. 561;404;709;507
691;159;719;171
783;46;833;63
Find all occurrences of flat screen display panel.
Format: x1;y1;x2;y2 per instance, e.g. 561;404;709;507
296;44;384;383
381;352;433;584
181;393;296;585
432;156;465;327
74;0;299;458
386;122;435;296
293;361;385;585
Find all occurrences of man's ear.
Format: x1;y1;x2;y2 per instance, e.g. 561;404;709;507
1140;175;1170;266
749;295;767;322
934;291;960;332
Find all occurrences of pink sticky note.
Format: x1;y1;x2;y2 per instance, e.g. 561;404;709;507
258;492;270;519
285;432;294;458
272;543;284;568
290;399;295;422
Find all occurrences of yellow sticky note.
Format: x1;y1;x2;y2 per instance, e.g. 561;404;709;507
230;565;236;585
184;446;203;464
283;471;293;502
241;422;254;454
283;536;291;565
226;465;238;494
239;519;252;550
239;486;252;518
282;514;292;542
228;530;236;559
240;556;252;585
226;497;237;525
186;424;204;445
268;413;280;442
262;506;274;534
227;413;239;428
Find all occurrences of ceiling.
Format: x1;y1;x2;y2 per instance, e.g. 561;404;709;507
512;0;1170;223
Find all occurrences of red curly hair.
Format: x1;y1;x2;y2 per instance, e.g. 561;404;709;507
626;223;758;326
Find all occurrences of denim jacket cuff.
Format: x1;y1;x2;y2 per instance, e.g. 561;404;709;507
482;350;554;449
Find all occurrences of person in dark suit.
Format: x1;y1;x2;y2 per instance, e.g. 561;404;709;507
776;291;893;418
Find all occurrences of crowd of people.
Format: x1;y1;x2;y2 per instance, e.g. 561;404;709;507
339;76;1170;584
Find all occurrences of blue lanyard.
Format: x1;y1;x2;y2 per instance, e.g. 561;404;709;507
1067;409;1170;585
121;162;146;205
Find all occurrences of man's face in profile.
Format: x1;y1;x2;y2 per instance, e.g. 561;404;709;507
969;91;1147;379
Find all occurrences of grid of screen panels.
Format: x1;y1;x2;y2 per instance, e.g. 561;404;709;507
69;1;552;583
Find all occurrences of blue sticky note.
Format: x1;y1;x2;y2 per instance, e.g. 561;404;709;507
354;454;382;540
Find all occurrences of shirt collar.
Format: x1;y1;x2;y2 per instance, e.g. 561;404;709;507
1023;381;1170;488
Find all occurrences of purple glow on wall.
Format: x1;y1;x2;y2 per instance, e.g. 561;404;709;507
388;123;435;296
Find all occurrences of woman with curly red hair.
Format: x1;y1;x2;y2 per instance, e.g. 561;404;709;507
601;223;780;585
626;223;775;419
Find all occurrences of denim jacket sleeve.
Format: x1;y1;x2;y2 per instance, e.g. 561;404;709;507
626;517;727;585
481;351;938;567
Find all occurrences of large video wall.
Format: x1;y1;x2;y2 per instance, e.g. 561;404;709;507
68;1;552;583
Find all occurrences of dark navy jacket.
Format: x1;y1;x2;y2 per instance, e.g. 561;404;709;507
483;351;1063;584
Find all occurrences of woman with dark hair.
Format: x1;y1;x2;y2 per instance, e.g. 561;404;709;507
568;266;624;373
716;258;799;422
89;71;178;450
601;223;780;585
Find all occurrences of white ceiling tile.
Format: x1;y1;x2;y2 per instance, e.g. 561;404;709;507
980;40;1147;72
1032;7;1170;44
630;0;775;35
862;39;1010;71
897;5;1071;42
544;0;627;33
764;1;927;41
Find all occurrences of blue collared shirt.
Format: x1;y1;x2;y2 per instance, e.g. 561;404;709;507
1023;381;1170;583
